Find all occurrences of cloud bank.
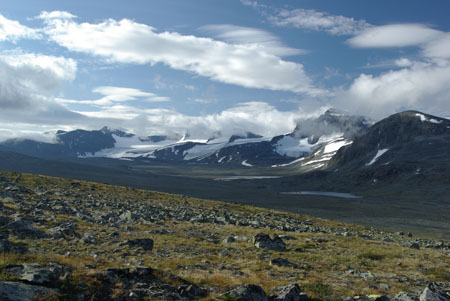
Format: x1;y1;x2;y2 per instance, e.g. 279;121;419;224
39;11;323;95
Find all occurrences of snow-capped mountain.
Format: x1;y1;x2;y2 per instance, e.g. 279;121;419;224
0;109;370;166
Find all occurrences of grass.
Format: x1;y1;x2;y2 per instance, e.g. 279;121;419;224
0;170;449;299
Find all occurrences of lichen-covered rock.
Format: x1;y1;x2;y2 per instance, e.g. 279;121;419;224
269;283;309;301
420;283;450;301
3;263;67;287
253;233;286;251
270;258;298;268
223;284;268;301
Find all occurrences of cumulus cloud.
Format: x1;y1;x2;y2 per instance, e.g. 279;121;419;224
0;13;40;41
39;11;323;95
334;61;450;118
348;24;443;48
200;24;305;56
73;101;325;139
0;52;77;110
59;86;170;107
339;23;450;118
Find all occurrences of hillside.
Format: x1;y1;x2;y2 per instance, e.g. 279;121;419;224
0;170;449;300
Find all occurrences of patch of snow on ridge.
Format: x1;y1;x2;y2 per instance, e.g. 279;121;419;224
429;118;443;124
242;160;253;167
416;113;426;122
366;148;389;166
415;113;443;124
271;157;305;167
323;139;352;154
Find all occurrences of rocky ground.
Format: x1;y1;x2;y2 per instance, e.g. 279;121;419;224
0;170;449;300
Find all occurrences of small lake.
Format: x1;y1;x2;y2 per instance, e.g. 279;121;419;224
281;191;362;199
214;176;282;181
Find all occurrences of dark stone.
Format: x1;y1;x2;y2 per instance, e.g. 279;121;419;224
123;238;154;251
223;284;268;301
253;233;286;251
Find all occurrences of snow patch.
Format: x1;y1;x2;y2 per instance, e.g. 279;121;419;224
323;139;352;154
416;113;443;124
271;157;305;168
366;148;389;166
242;160;253;167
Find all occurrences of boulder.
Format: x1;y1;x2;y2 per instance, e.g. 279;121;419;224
122;238;154;251
420;283;450;301
0;281;58;301
270;258;298;268
393;292;417;301
223;284;268;301
223;236;235;243
48;223;78;239
177;284;208;299
253;233;286;251
269;283;309;301
3;263;67;287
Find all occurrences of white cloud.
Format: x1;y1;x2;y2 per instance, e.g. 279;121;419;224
59;86;170;106
241;1;370;36
37;11;76;20
270;8;371;36
335;61;450;118
0;13;40;41
0;128;57;143
423;33;450;59
348;24;443;48
200;24;305;56
39;11;323;95
0;52;77;110
74;101;324;139
2;51;77;80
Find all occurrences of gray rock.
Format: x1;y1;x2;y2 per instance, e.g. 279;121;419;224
394;292;418;301
269;283;309;301
123;238;154;251
48;223;78;239
81;232;96;244
3;263;66;287
279;235;297;241
420;283;450;301
223;236;236;243
119;210;136;222
233;235;251;242
177;284;208;299
253;233;286;251
0;281;59;301
410;242;420;249
223;284;268;301
270;258;298;268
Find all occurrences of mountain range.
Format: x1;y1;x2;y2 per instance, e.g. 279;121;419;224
0;109;449;238
0;108;370;167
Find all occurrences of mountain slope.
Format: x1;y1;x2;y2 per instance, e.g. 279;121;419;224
0;170;449;300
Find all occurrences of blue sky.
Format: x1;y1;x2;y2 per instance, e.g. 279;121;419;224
1;0;450;140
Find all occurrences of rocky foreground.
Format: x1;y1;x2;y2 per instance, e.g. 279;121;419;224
0;170;449;300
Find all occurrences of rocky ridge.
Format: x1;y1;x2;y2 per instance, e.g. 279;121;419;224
0;170;449;300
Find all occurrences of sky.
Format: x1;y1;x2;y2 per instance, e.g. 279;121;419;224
1;0;450;141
